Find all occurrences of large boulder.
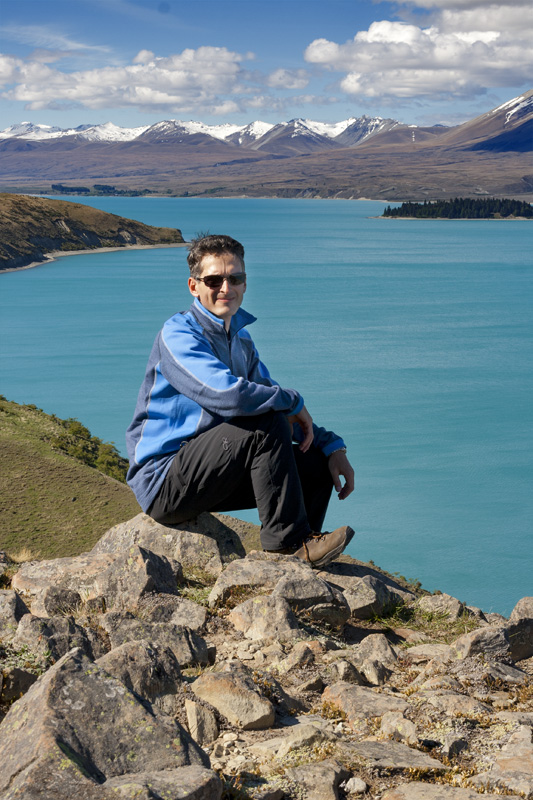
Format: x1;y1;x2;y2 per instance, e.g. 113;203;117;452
0;648;213;799
192;663;275;730
451;626;510;660
11;613;95;662
320;563;413;619
228;595;300;642
96;639;183;704
322;682;408;726
209;551;350;626
92;512;246;577
12;546;180;612
99;612;209;667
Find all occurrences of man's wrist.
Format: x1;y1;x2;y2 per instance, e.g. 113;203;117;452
328;446;347;457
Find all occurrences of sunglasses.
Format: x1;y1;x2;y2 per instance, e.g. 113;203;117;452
197;273;246;289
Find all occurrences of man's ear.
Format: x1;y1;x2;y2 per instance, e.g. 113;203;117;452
188;276;199;298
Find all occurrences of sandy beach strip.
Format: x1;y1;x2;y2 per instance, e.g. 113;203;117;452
1;241;189;274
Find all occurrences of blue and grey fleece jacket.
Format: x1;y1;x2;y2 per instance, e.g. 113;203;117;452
126;298;345;512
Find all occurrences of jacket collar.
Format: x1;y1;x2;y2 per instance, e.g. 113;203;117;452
191;298;256;336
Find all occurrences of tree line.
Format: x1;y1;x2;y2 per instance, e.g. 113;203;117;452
382;197;533;219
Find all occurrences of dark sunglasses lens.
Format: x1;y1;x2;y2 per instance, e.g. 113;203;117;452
203;276;224;288
203;274;245;288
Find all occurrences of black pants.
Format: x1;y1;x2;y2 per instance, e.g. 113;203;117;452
148;411;334;551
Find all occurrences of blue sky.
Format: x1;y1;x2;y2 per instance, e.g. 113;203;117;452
0;0;531;131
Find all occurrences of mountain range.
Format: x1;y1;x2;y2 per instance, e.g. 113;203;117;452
0;90;531;200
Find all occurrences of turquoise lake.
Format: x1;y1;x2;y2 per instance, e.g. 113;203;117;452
1;197;531;616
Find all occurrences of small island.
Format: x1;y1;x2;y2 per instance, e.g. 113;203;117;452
0;193;185;272
382;197;533;219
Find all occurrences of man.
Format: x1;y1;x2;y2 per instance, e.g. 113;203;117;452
126;234;355;568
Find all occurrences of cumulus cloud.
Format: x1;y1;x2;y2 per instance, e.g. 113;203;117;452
1;46;255;114
305;3;533;101
266;68;309;90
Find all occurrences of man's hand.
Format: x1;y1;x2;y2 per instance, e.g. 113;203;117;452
328;449;355;500
287;405;314;453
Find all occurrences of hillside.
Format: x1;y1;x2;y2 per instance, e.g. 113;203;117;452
0;91;531;201
0;397;140;558
0;193;184;272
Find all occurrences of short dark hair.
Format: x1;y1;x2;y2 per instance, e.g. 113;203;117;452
187;234;245;279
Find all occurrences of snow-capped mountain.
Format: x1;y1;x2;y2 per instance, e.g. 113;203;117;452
0;115;400;149
0;121;149;142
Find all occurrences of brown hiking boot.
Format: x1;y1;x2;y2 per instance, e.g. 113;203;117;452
293;526;354;569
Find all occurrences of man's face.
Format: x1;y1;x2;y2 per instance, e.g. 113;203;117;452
188;252;246;328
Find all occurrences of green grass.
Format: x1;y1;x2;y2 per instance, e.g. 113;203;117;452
0;397;140;559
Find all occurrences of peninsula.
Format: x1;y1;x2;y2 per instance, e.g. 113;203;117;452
0;193;184;272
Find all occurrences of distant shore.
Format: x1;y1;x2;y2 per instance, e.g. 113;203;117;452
0;241;188;274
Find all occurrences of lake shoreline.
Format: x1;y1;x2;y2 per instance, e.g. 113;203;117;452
0;241;188;274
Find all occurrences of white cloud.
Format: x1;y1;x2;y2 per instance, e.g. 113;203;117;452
266;68;309;90
1;46;254;114
132;50;155;65
305;4;533;101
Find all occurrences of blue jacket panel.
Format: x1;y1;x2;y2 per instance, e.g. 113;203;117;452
126;299;344;511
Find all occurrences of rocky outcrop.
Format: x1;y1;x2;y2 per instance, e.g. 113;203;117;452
1;514;532;799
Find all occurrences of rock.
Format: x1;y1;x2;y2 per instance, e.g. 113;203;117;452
249;722;337;760
470;724;533;797
441;734;468;758
96;639;182;704
97;546;180;609
330;659;366;684
191;665;275;730
380;711;418;745
321;562;413;619
0;589;29;641
11;613;94;662
92;512;245;576
341;776;368;794
417;593;466;620
497;710;533;725
12;551;117;602
100;612;209;667
417;675;462;692
483;661;527;685
136;593;208;631
451;626;510;660
0;666;38;703
285;759;351;800
382;785;502;799
272;569;351;627
185;699;219;746
424;691;491;717
30;586;82;617
276;640;319;673
351;632;397;685
507;596;533;661
341;739;448;771
208;552;296;607
298;675;325;692
322;682;408;725
401;643;453;664
0;648;210;799
12;546;180;612
228;595;300;641
103;766;222;799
